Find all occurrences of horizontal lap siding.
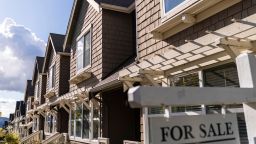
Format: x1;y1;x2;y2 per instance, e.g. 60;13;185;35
39;74;46;104
70;0;103;91
136;0;256;60
102;10;136;78
59;55;70;96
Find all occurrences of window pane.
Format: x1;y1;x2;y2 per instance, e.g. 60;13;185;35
84;32;91;68
148;107;164;114
75;104;82;138
76;121;82;137
52;65;55;87
93;105;100;139
164;0;185;13
71;120;74;136
82;106;90;139
49;68;52;88
76;54;83;72
76;37;84;71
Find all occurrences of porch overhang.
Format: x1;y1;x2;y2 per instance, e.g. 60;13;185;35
48;87;91;112
151;0;241;40
119;13;256;91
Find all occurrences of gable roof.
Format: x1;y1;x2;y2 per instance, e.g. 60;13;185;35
23;80;34;102
63;0;135;52
32;56;44;85
50;33;66;52
43;33;66;72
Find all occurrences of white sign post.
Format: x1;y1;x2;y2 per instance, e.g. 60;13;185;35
149;114;240;144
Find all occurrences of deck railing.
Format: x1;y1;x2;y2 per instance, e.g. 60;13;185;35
41;132;68;144
20;130;43;144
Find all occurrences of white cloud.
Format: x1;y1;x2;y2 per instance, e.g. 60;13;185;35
0;18;45;92
0;90;23;117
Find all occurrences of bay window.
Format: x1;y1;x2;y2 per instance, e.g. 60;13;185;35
69;101;100;141
49;65;55;89
76;30;91;73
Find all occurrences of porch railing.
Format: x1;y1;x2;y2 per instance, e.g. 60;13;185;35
20;130;43;144
123;140;141;144
41;132;67;144
98;137;110;144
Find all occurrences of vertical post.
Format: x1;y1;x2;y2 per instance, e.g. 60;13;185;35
198;71;206;114
142;108;149;144
236;53;256;144
89;101;93;140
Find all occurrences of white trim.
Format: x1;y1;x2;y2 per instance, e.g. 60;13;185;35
69;101;100;141
142;108;149;144
86;0;101;13
100;2;135;13
76;24;92;75
161;0;198;22
57;52;70;56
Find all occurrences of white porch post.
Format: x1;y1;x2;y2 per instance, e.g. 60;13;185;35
236;53;256;144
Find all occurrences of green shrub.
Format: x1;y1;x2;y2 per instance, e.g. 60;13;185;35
4;133;19;144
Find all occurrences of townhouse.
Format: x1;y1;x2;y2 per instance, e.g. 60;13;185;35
119;0;256;144
48;0;138;143
41;33;70;138
22;80;34;139
30;56;46;134
8;0;256;144
12;101;26;138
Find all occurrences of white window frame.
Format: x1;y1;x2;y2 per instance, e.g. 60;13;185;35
48;63;55;90
161;0;199;22
76;25;92;74
69;101;100;143
34;80;39;100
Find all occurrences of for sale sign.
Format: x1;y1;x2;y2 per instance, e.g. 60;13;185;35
149;114;240;144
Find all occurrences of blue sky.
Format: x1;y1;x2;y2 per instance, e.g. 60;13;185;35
0;0;73;41
0;0;73;117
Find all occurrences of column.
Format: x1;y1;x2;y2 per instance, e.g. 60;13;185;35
236;53;256;144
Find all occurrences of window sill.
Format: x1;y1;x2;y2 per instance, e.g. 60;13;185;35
44;89;55;99
69;68;92;85
151;0;241;40
69;137;98;144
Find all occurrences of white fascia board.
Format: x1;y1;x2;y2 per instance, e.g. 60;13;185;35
128;86;256;108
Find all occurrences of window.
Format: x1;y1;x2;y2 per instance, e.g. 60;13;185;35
163;0;185;14
34;81;39;99
49;65;55;89
33;118;38;132
76;31;91;72
69;101;100;141
45;113;57;133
